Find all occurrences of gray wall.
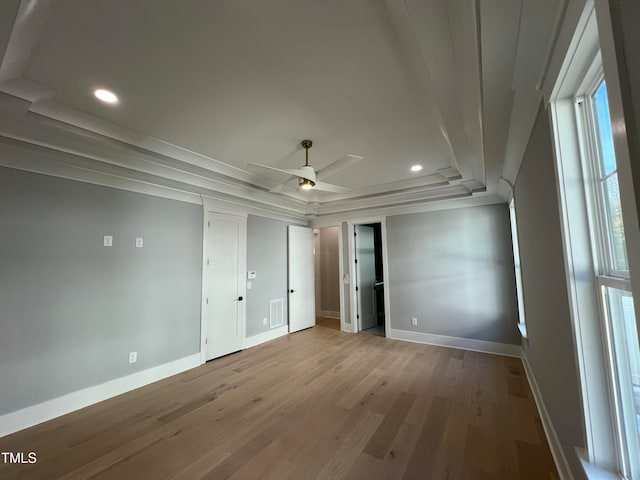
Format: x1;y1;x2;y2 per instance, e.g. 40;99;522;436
0;167;202;415
614;0;640;222
319;227;340;313
246;215;289;337
514;106;585;479
386;204;520;345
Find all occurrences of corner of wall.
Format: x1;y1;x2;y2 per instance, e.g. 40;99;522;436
521;352;574;480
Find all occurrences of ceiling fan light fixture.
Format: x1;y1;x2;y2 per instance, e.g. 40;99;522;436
299;177;316;190
250;138;359;194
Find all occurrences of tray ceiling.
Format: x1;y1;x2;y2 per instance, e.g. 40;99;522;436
0;0;567;217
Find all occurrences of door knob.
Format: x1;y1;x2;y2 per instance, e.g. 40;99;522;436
289;289;295;293
237;296;243;301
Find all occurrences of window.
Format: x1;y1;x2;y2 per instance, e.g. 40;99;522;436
591;81;628;274
509;198;527;337
549;5;640;477
576;77;640;478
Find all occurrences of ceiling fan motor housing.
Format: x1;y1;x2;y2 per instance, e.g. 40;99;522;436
298;165;316;183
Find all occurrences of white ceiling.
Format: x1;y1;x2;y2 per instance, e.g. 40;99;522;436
0;0;568;218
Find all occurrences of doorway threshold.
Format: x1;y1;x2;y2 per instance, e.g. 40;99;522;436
361;325;385;337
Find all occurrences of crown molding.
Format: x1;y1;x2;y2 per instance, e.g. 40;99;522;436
0;122;492;225
461;179;487;193
1;80;476;210
0;136;202;205
309;193;506;227
29;95;284;191
0;77;307;197
0;98;309;209
0;82;491;211
0;90;492;222
0;135;309;224
200;194;306;224
311;184;471;216
437;166;463;180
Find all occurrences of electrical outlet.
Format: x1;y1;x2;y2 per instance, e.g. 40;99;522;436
135;237;143;248
411;317;418;326
263;318;267;326
129;351;137;364
104;235;113;247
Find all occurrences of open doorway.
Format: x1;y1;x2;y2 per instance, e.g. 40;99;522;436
313;227;341;330
352;222;386;337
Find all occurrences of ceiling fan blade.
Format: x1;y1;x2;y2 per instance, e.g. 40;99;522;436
313;181;351;194
248;162;306;178
316;154;364;180
269;176;295;193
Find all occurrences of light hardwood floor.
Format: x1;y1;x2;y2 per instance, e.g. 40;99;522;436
0;326;558;480
316;317;340;330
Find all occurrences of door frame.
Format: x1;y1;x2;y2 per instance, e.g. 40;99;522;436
338;224;346;332
347;217;391;336
200;207;248;364
310;224;347;332
313;229;322;318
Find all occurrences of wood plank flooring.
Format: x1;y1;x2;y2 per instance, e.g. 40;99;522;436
316;317;340;330
0;326;559;480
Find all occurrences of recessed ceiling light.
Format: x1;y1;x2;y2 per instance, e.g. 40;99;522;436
410;164;423;172
93;88;119;105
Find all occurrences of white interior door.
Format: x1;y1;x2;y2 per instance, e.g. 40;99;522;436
314;230;321;316
288;226;315;333
355;225;376;331
204;212;246;360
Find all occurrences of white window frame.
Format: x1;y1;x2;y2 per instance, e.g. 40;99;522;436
574;70;639;479
548;3;640;477
575;75;629;281
509;198;527;338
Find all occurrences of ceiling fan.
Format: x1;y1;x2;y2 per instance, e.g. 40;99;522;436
248;140;363;194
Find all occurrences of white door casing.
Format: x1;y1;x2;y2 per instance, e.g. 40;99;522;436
313;229;322;317
355;225;377;331
203;212;246;361
346;218;390;336
288;226;316;333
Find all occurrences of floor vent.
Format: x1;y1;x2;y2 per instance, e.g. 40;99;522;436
270;299;284;328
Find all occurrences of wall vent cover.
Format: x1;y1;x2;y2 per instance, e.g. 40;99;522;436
270;299;284;328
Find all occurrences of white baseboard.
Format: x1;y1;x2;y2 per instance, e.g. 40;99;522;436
243;325;289;349
388;328;523;357
318;310;340;319
0;353;201;438
521;354;573;480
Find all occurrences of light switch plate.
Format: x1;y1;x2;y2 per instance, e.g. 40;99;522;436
247;281;252;290
104;235;113;247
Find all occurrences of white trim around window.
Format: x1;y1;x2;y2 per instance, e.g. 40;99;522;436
549;2;640;478
508;198;527;338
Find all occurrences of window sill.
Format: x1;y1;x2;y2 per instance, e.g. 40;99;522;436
576;448;622;480
517;322;528;338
